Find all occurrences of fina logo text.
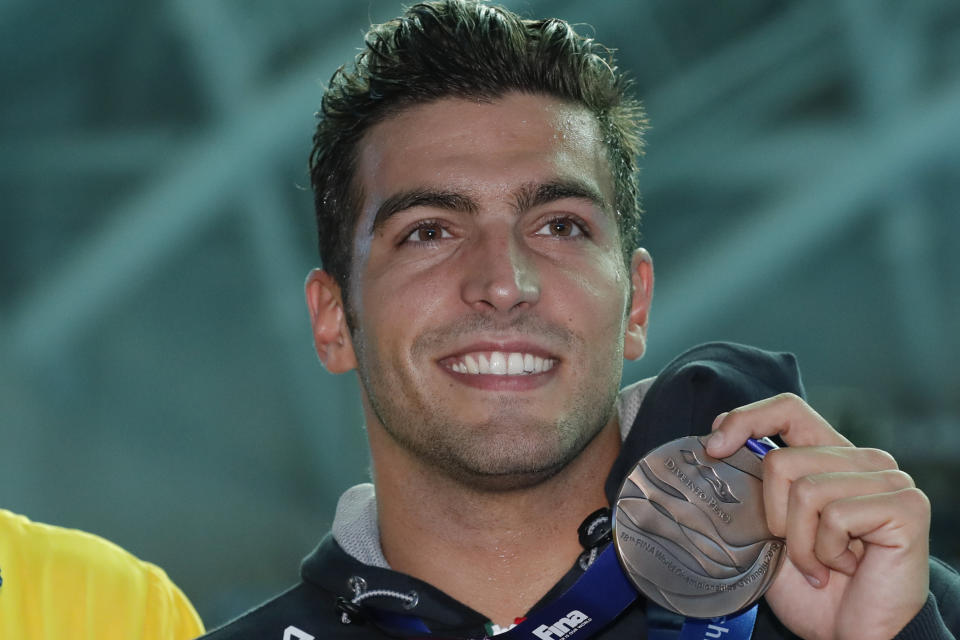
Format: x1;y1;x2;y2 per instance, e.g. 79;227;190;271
532;610;592;640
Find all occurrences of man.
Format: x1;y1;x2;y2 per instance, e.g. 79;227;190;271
0;508;204;639
201;1;959;638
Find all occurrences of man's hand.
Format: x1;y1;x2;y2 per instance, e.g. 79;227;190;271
705;393;930;640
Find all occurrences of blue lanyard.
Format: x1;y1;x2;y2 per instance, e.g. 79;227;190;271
372;438;777;639
492;544;637;639
369;544;757;640
647;604;759;640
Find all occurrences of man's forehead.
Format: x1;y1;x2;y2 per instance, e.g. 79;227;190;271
548;103;606;150
354;93;612;212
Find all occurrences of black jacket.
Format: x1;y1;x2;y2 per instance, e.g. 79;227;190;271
201;343;960;639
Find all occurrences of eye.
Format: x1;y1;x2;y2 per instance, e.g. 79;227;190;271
402;220;453;244
534;217;587;238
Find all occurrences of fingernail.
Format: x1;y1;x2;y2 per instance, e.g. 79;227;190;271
711;412;729;430
804;574;822;588
706;431;725;452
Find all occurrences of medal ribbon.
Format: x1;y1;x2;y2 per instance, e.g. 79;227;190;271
645;604;759;640
370;543;758;640
370;439;775;639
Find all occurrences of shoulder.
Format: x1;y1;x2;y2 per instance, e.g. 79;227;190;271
0;508;204;640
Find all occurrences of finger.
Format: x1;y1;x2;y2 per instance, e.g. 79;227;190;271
705;393;852;458
814;488;931;576
762;446;901;536
783;470;916;587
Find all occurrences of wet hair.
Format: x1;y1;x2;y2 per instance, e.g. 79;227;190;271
309;0;646;315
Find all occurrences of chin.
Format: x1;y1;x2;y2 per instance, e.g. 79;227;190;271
439;457;569;493
426;425;593;492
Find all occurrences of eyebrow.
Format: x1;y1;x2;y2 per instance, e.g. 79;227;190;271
371;190;478;233
513;179;609;216
369;178;610;234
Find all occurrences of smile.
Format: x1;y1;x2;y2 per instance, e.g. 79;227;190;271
444;351;558;376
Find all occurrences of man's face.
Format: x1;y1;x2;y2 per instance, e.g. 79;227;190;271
346;93;636;489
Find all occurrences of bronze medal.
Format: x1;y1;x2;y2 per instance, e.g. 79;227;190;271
613;436;785;618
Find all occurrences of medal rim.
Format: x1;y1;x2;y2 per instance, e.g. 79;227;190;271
612;435;785;618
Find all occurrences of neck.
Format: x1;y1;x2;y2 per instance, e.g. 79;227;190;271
371;419;621;627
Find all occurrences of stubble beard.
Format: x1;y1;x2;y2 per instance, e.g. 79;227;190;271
353;316;625;492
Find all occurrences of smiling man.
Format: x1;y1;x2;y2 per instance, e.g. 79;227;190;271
343;94;636;495
200;2;959;639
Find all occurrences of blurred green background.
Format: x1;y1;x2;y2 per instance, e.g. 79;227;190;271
2;0;958;629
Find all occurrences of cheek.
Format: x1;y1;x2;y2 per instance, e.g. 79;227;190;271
357;264;450;347
559;259;629;327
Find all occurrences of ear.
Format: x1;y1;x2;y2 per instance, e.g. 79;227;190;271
305;269;358;373
624;248;654;361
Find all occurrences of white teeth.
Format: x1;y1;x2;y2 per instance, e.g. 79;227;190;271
489;351;507;374
450;351;557;376
465;354;479;374
524;353;535;372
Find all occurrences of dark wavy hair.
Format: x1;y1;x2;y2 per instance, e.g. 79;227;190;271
309;0;647;316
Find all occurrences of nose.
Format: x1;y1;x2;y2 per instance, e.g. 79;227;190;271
460;227;540;313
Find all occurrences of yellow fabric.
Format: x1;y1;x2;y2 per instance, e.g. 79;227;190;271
0;509;204;640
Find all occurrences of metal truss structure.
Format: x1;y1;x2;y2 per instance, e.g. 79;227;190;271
2;0;958;624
